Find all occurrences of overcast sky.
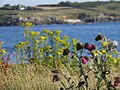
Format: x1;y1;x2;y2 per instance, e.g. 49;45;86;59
0;0;112;6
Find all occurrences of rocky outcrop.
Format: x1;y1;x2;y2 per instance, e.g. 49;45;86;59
0;14;120;26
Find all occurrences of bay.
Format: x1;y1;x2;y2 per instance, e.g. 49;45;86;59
0;22;120;54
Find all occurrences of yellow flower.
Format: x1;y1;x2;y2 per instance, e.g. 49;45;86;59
22;22;34;27
39;36;47;40
101;41;109;47
55;30;61;35
49;31;53;35
96;50;102;55
29;31;40;36
45;45;51;49
100;49;106;54
56;51;62;55
55;37;62;42
42;29;51;34
63;35;69;40
0;42;4;45
91;51;98;56
19;41;28;46
72;38;79;45
0;49;6;54
106;54;112;59
109;57;117;63
34;40;39;43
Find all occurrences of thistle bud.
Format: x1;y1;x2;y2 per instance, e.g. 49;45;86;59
63;49;70;56
81;56;89;64
76;43;84;51
95;33;104;41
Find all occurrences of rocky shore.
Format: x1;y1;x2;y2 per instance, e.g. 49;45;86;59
0;14;120;26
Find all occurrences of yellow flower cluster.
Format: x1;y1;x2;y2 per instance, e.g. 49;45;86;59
55;30;61;35
101;41;109;47
34;40;39;43
14;41;28;49
91;50;102;56
42;29;53;35
0;49;6;54
56;49;63;55
55;37;62;42
100;49;106;54
39;36;47;40
29;31;40;36
22;22;34;27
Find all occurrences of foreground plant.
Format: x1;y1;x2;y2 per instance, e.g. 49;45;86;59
63;33;120;90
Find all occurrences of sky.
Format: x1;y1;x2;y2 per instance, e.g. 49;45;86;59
0;0;110;6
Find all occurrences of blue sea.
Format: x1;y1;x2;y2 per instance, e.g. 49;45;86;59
0;22;120;54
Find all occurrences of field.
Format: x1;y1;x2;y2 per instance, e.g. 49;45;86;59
0;1;120;20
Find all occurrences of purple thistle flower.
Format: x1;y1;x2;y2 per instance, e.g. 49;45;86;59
114;77;120;87
84;43;96;51
81;56;89;64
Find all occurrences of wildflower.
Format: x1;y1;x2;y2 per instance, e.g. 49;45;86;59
55;37;62;42
56;51;63;55
45;45;51;49
39;36;47;40
114;77;120;87
95;33;104;41
63;49;70;56
19;41;28;46
76;42;84;51
84;43;96;51
63;35;69;41
108;57;117;63
81;56;89;64
101;41;109;47
42;29;52;34
22;22;34;27
34;40;39;43
29;31;40;36
72;38;79;45
91;50;102;57
55;30;61;35
0;49;6;54
106;54;112;59
100;49;106;54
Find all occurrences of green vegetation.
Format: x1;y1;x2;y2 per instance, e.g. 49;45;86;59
0;22;120;90
0;1;120;20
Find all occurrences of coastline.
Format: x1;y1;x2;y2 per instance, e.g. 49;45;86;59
0;17;120;26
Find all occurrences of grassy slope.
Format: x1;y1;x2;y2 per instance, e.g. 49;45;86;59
0;1;120;20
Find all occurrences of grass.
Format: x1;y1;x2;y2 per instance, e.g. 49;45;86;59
0;62;120;90
0;1;120;20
